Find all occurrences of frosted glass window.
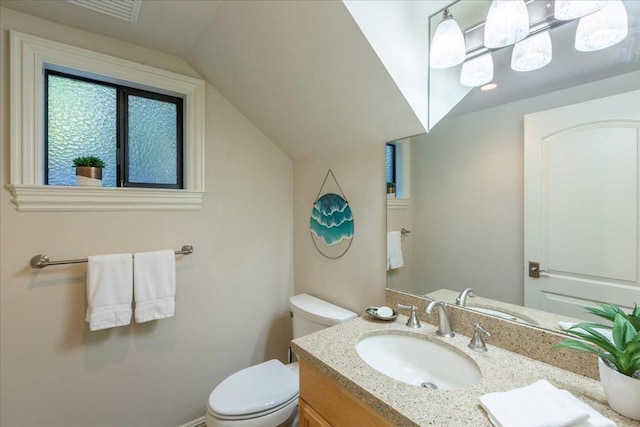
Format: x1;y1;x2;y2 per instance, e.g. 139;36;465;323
47;74;117;186
45;71;183;189
127;95;178;185
386;143;396;183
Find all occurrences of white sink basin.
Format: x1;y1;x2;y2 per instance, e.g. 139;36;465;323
466;306;538;325
355;334;481;390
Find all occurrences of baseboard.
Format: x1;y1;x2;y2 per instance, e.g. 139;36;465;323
178;415;206;427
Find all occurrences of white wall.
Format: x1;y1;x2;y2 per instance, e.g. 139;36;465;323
293;145;387;313
0;9;293;426
409;71;640;305
343;1;449;131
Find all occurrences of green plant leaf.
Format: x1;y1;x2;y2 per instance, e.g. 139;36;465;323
566;326;618;355
629;340;640;351
613;314;636;350
555;303;640;378
568;322;612;331
72;156;105;169
622;308;640;331
585;303;624;323
553;340;608;359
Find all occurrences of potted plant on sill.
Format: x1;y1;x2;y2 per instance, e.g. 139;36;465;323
387;182;396;198
73;156;105;187
554;303;640;420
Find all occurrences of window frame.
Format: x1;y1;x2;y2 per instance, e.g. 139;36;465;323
8;31;205;212
386;139;411;210
44;70;185;189
122;86;184;189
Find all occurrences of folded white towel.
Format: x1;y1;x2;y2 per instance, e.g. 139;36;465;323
560;390;616;427
387;231;403;270
479;380;591;427
558;321;575;331
85;253;133;331
134;250;176;323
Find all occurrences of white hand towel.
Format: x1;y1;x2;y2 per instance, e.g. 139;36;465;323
85;253;133;331
133;250;176;323
559;390;616;427
479;380;591;427
387;231;403;270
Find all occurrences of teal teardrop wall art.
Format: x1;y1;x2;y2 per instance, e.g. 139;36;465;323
310;169;354;259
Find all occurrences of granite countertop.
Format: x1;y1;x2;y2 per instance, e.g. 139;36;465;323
292;315;638;427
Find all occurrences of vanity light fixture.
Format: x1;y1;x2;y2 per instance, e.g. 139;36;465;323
430;9;467;69
575;0;628;52
511;30;552;72
460;53;494;87
483;0;530;49
430;1;630;88
554;0;606;20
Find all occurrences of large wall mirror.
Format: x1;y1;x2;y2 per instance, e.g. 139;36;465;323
387;0;640;334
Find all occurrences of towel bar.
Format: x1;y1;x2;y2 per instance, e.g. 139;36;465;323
401;228;411;235
29;245;194;269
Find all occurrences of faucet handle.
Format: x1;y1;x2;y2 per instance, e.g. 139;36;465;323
397;304;421;328
468;323;490;352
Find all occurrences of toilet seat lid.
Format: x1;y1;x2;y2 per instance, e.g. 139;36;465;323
208;359;299;417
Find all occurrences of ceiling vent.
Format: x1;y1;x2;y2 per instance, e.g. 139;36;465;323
67;0;142;23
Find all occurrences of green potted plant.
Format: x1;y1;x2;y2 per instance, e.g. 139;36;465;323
73;156;105;187
387;182;396;198
554;303;640;420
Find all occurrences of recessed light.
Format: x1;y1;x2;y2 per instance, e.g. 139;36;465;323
480;83;498;91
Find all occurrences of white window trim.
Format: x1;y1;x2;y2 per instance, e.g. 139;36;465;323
8;31;206;212
386;198;410;210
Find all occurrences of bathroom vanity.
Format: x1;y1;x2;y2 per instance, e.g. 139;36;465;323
298;359;394;426
292;314;636;426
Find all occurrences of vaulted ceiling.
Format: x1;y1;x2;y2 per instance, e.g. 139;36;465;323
2;1;638;159
1;0;434;159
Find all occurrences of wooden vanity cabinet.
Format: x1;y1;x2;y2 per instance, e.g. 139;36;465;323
298;359;395;427
299;399;331;427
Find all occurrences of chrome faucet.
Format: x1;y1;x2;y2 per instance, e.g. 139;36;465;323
455;287;475;307
425;301;455;337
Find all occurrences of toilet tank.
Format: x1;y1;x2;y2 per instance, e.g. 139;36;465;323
290;294;357;339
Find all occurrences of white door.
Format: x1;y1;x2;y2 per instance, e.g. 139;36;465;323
524;90;640;319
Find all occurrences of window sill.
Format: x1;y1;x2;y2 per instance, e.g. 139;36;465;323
7;185;204;212
386;198;410;210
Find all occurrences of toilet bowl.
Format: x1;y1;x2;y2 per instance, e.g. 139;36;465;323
206;294;356;427
206;360;299;427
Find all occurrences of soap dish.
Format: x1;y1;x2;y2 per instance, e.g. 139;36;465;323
366;307;399;321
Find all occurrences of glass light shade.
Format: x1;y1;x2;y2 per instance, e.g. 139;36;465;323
511;31;552;72
575;0;628;52
460;53;494;87
483;0;530;48
554;1;607;20
430;11;466;69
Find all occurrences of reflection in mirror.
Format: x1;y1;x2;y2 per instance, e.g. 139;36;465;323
387;0;640;335
424;288;590;332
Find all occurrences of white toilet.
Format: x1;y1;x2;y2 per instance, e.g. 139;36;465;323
206;294;357;427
